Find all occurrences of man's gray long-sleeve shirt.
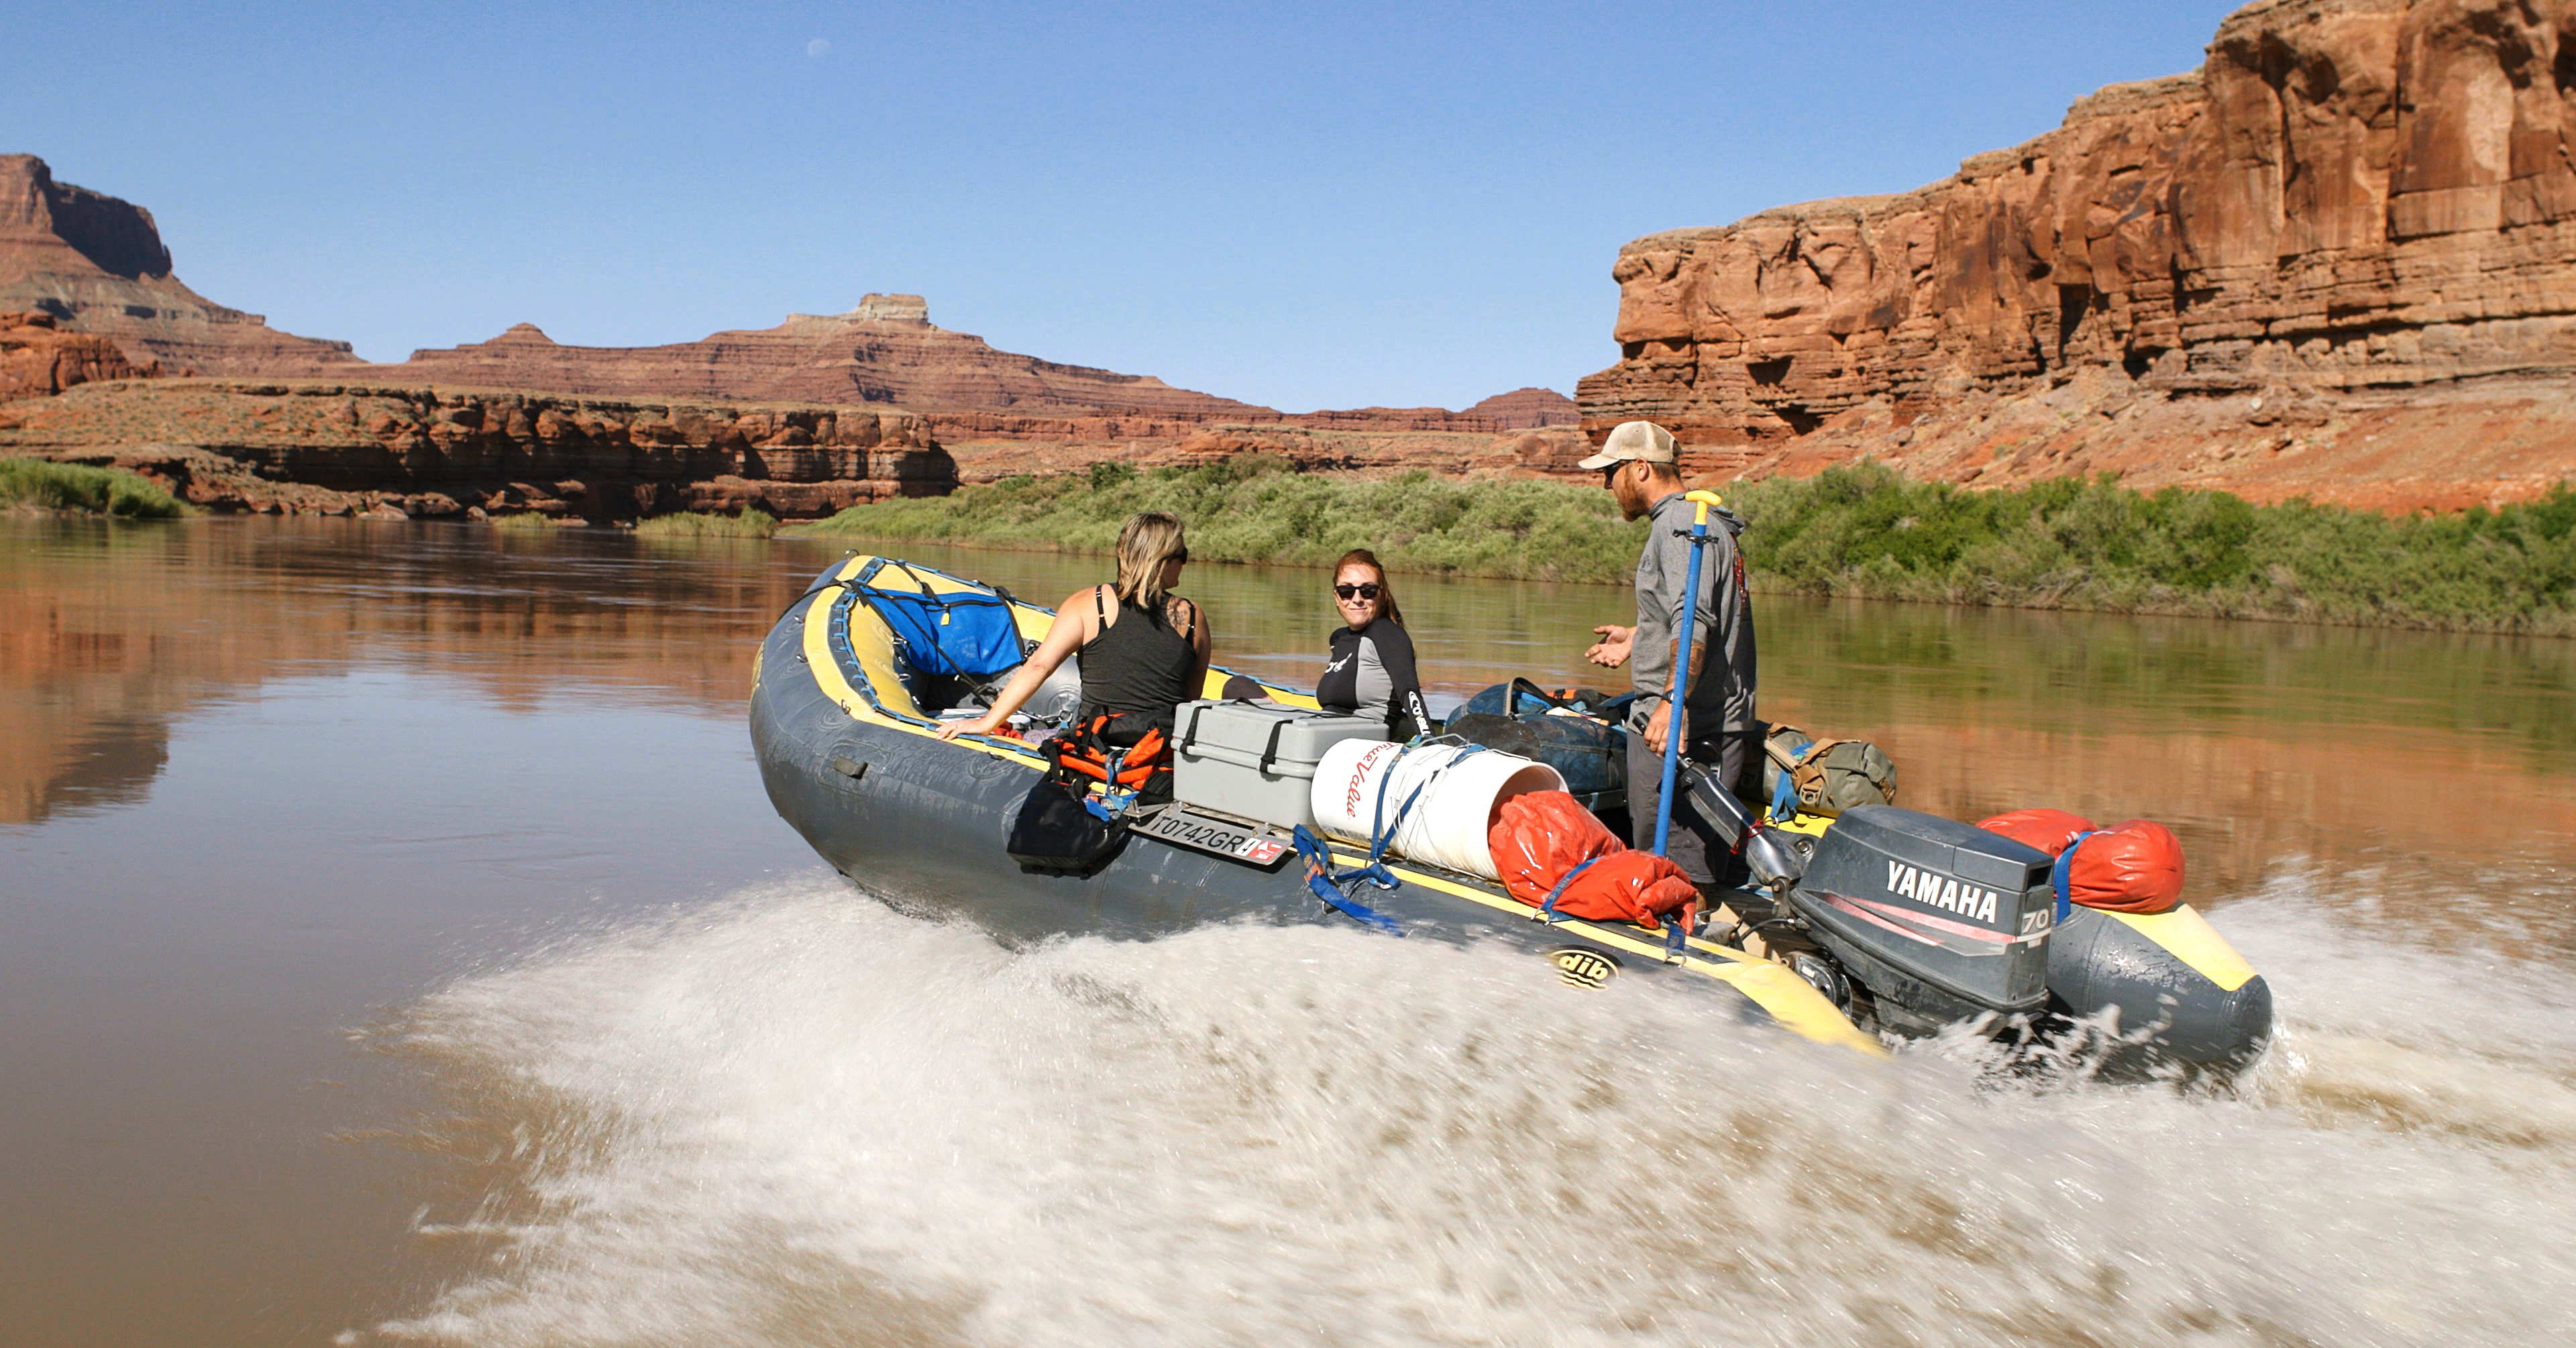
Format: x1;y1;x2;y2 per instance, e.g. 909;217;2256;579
1631;491;1757;733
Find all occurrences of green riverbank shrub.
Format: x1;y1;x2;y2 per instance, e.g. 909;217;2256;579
804;456;1648;581
0;459;189;518
796;459;2576;634
1727;463;2576;632
634;508;779;539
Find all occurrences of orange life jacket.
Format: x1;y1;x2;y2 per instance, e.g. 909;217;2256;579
1043;711;1171;791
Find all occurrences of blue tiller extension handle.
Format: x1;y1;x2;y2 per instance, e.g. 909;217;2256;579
1654;491;1725;857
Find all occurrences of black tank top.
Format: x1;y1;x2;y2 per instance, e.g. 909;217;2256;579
1079;587;1197;724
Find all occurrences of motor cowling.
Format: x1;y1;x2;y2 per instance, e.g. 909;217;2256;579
1785;805;2056;1035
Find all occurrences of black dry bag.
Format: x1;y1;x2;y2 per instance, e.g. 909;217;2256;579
1004;777;1128;875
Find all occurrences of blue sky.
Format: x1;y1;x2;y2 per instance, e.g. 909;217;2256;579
9;2;2243;411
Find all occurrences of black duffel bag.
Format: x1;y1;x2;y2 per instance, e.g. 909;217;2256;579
1005;777;1128;875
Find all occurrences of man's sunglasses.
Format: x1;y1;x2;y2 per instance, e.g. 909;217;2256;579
1334;582;1381;600
1172;548;1189;563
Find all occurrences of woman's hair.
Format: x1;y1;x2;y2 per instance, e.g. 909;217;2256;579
1333;548;1404;628
1113;512;1189;606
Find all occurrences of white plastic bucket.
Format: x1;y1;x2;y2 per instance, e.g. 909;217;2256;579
1310;740;1566;880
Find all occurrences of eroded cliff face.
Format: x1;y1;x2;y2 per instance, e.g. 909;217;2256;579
1;311;155;400
0;380;955;520
1577;0;2576;506
0;155;362;378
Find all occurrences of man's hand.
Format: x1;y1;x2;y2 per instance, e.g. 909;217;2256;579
1642;697;1682;755
1585;624;1633;668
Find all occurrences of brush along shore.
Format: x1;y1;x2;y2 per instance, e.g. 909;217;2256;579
793;455;2576;636
0;459;189;518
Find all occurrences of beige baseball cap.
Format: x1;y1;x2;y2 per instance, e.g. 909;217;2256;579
1576;420;1679;471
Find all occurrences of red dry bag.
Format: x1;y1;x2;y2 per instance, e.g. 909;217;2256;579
1487;791;1699;930
1977;809;2185;915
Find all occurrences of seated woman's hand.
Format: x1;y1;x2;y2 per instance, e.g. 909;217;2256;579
936;712;1002;741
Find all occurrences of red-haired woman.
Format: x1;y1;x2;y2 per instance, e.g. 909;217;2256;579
1316;549;1431;740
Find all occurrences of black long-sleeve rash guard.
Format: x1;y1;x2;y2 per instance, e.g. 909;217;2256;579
1319;616;1432;740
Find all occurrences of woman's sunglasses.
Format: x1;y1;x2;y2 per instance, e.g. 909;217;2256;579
1334;582;1381;600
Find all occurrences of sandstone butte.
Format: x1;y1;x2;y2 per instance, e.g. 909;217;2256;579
1578;0;2576;512
0;149;1576;501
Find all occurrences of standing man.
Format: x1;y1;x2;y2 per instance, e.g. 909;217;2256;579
1578;420;1758;891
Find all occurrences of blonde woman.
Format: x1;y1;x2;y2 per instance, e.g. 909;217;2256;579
940;512;1213;749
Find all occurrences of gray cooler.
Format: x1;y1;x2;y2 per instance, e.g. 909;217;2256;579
1173;699;1385;830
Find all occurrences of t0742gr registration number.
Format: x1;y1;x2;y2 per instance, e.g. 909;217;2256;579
1136;808;1291;868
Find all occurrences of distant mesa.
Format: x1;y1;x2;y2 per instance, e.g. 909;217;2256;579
384;293;1285;424
1467;387;1579;431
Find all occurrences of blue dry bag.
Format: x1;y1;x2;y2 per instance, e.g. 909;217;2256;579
855;560;1029;679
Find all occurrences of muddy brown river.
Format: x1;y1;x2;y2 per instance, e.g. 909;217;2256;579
5;516;2573;1347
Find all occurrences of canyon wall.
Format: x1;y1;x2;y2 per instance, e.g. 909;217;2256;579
1577;0;2576;508
0;380;955;520
0;155;364;378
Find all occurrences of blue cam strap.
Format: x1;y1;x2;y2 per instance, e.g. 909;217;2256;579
1341;741;1486;891
1536;855;1603;923
1536;855;1693;962
1768;767;1800;824
2050;831;2103;923
1291;826;1405;936
1079;748;1136;822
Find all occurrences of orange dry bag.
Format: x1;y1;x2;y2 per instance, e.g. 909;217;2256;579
1978;809;2184;915
1487;791;1699;930
1978;809;2098;857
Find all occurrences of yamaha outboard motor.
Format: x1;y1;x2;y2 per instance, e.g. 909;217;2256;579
1784;804;2056;1035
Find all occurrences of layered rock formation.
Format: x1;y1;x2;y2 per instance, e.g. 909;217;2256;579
0;155;361;377
1;311;154;401
5;151;1575;486
392;303;1578;439
1466;387;1580;429
0;380;955;520
1577;0;2576;508
388;299;1281;423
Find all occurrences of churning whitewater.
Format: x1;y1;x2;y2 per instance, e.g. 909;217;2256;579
360;868;2576;1348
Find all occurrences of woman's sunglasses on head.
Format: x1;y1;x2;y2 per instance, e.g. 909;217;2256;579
1334;582;1381;600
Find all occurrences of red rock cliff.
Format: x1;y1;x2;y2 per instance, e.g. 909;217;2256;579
1;311;154;400
0;155;362;378
1578;0;2576;497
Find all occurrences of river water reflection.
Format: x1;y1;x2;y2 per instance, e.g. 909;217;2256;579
5;516;2574;1347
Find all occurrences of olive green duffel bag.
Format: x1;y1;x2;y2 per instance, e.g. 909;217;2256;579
1759;723;1898;819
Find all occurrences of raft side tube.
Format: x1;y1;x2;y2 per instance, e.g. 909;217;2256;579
2047;903;2273;1076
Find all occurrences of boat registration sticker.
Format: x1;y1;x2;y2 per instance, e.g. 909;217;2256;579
1136;809;1292;868
1547;946;1619;989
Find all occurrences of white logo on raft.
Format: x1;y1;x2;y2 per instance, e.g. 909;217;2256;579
1887;860;2002;925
